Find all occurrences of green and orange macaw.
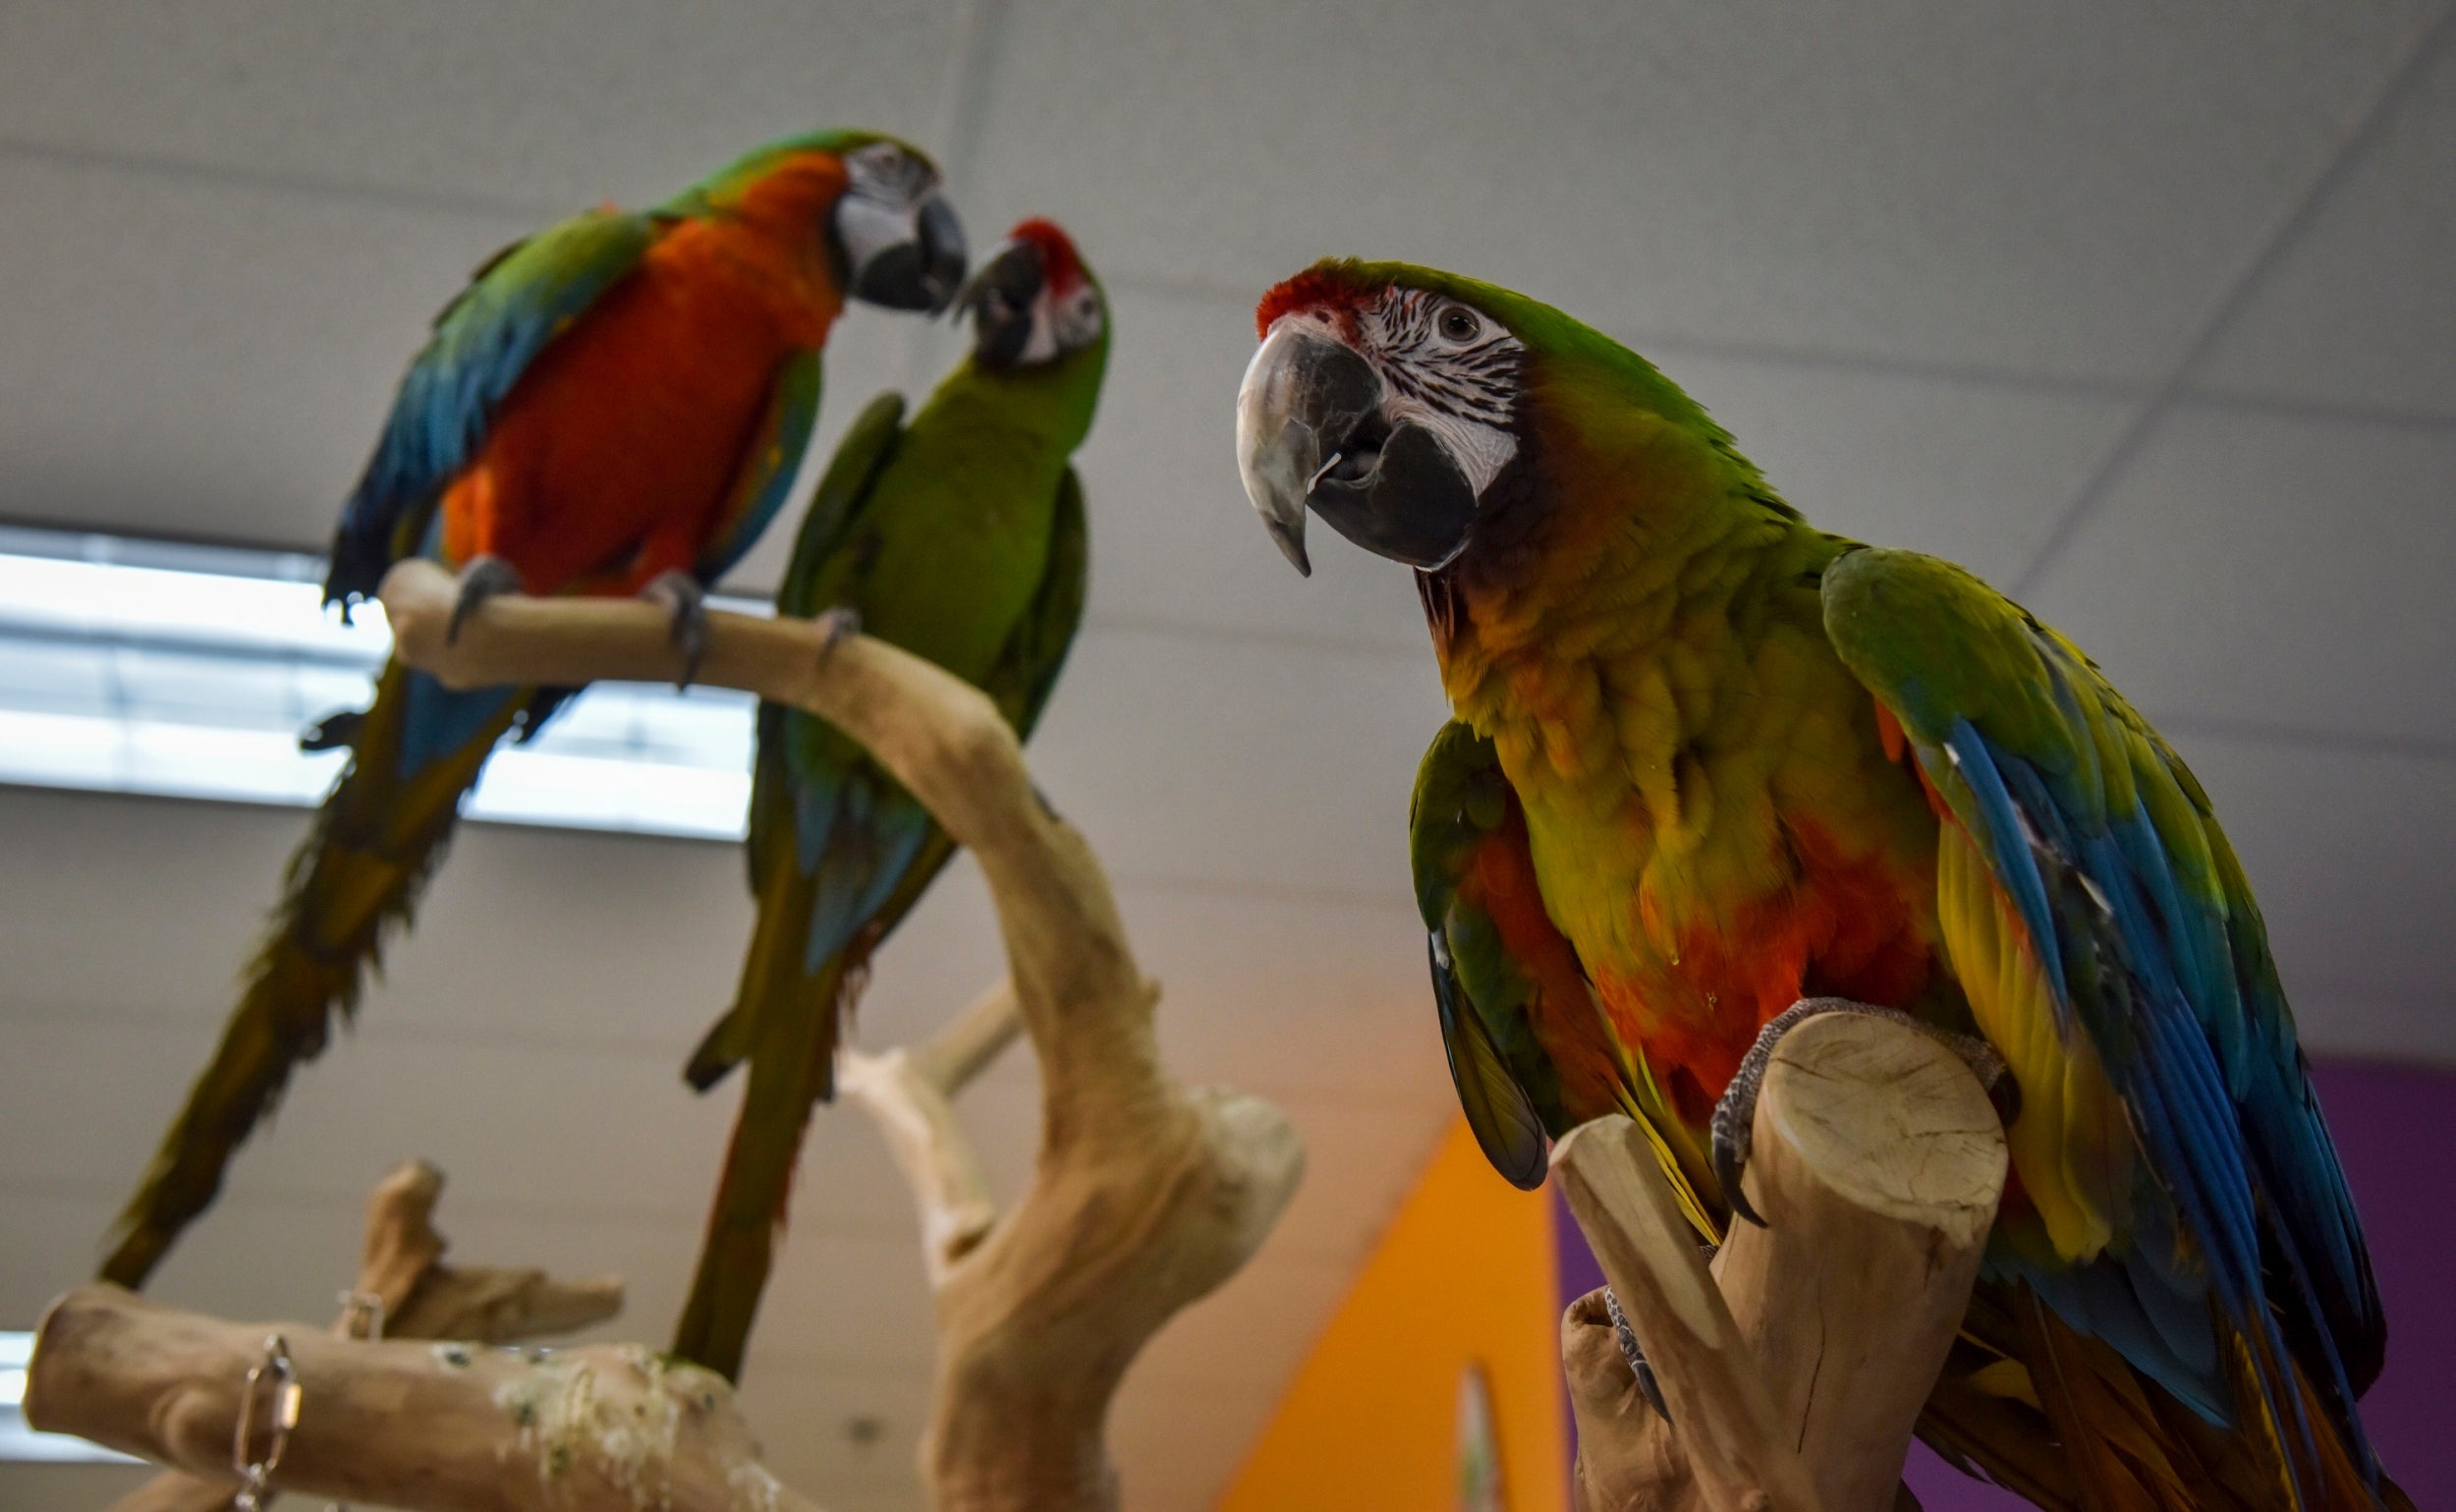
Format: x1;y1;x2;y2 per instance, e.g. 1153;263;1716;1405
100;131;967;1290
1237;261;2403;1512
672;219;1107;1380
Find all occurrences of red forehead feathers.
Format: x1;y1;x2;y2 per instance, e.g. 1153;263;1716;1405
1255;263;1378;337
1008;217;1086;295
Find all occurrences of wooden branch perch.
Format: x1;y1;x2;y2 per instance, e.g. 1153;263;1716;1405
28;562;1305;1512
37;1289;808;1512
1557;1011;2009;1512
837;979;1023;1286
62;1159;625;1512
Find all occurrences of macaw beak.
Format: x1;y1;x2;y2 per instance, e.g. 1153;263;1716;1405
833;187;968;313
1236;322;1480;577
954;237;1044;368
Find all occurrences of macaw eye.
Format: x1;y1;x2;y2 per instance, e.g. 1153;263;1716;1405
1438;306;1480;343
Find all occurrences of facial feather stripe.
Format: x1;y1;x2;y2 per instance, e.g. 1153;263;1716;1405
1357;289;1525;495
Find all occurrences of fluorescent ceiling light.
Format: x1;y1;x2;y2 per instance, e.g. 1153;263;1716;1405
0;525;761;841
0;1329;140;1464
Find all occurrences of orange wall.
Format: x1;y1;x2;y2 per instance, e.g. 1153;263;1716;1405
1217;1119;1565;1511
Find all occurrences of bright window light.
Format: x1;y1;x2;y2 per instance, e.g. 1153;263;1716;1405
0;1329;140;1464
0;524;761;840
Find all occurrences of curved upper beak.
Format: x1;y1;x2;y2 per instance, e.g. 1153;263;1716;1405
833;189;968;313
1236;322;1480;577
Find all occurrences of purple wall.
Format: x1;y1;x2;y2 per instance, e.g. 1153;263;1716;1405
1551;1057;2455;1509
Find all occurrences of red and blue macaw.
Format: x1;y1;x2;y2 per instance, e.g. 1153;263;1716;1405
101;130;966;1289
1239;259;2405;1512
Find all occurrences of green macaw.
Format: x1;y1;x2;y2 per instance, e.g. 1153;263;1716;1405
1238;261;2404;1512
672;219;1108;1381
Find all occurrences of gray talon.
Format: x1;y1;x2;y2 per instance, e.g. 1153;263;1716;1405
641;571;709;687
1603;1288;1671;1424
298;707;365;754
1712;997;2013;1229
815;604;863;654
447;556;525;644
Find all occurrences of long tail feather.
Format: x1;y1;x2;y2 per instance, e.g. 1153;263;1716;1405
671;933;865;1380
99;661;521;1286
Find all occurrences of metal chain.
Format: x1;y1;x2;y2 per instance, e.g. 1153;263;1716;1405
230;1332;300;1512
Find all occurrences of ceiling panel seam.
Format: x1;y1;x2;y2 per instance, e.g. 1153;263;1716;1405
2175;388;2456;433
2009;2;2456;598
2153;713;2456;766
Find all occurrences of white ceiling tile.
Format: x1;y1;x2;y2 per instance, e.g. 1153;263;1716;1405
0;2;964;215
1659;352;2141;585
1110;1250;1361;1504
1108;1374;1288;1512
972;0;2440;380
733;1364;933;1512
1073;285;1432;652
2196;29;2456;417
2169;730;2456;1023
1026;624;1449;900
0;150;522;549
1239;1097;1457;1268
2024;403;2456;746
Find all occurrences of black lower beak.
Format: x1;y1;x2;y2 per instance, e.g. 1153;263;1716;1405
845;194;969;313
1311;420;1478;572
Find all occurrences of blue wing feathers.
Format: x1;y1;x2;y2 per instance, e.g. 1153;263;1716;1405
791;764;934;972
394;670;526;780
326;212;655;606
1945;720;2072;1014
1826;550;2386;1497
1967;702;2372;1491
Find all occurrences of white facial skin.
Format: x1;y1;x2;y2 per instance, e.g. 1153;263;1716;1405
974;248;1104;365
1021;277;1104;364
1268;289;1525;496
843;140;933;198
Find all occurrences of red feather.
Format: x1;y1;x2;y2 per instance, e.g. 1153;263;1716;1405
1255;259;1380;337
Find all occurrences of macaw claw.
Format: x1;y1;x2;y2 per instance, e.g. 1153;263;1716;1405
447;555;526;645
1602;1287;1672;1425
1710;997;2017;1229
298;708;366;754
641;570;709;688
815;604;863;656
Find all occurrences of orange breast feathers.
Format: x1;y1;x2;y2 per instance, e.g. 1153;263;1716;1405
1592;816;1939;1128
440;178;848;595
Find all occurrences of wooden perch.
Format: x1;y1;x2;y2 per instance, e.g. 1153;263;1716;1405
84;1159;625;1512
37;1289;807;1512
28;561;1304;1512
1556;1011;2009;1512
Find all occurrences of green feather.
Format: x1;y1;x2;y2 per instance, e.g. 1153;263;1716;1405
672;276;1108;1382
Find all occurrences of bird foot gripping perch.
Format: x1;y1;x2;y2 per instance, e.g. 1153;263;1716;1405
1710;997;2017;1229
638;570;710;688
445;555;526;646
1556;1015;2011;1512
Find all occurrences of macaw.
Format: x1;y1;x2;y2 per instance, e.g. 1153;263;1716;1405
100;131;968;1290
1237;261;2404;1512
669;219;1108;1380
